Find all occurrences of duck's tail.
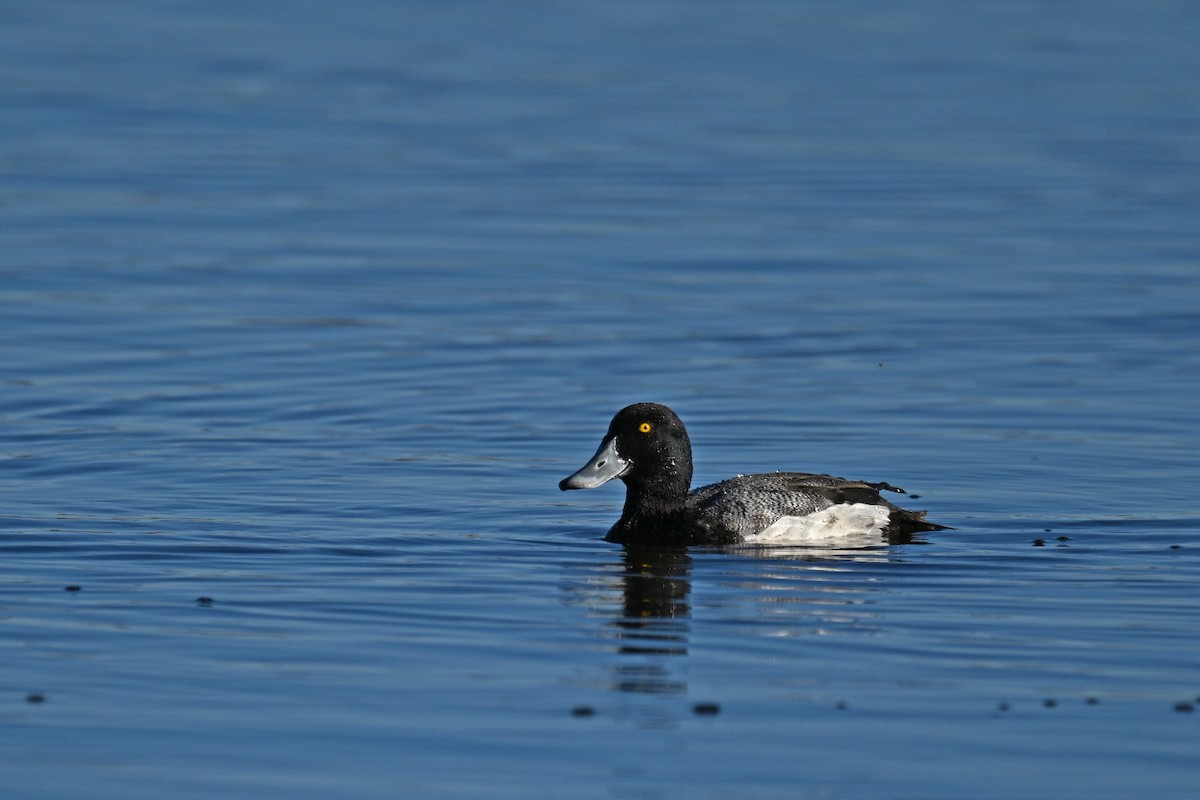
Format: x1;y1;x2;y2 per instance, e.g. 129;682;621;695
887;507;952;534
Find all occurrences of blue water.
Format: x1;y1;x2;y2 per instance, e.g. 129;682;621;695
3;1;1199;798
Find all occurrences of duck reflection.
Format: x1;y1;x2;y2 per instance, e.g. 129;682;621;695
579;534;923;697
614;544;691;652
606;544;693;694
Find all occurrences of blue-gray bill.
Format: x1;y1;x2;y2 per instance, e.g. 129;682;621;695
559;436;628;490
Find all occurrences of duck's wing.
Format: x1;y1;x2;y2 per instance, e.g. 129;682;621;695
686;473;843;541
774;473;907;504
773;473;948;531
689;472;948;541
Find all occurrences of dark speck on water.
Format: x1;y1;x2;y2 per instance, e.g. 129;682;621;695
1;2;1198;799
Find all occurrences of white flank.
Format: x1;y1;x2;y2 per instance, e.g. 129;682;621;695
743;503;892;546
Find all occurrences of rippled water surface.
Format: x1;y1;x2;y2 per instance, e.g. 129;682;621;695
3;2;1199;798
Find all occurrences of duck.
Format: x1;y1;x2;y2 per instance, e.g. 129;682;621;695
559;402;948;546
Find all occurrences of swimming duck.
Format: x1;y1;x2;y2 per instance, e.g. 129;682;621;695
559;403;947;546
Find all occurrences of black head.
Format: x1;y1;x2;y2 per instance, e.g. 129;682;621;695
559;403;694;499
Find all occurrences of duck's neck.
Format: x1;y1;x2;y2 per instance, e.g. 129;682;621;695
616;469;691;536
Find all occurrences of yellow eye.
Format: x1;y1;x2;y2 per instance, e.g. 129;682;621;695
639;422;652;433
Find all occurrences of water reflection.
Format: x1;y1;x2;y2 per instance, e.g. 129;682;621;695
615;546;693;635
579;537;915;698
731;526;927;561
551;545;697;696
